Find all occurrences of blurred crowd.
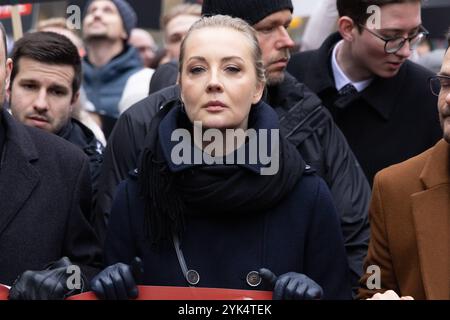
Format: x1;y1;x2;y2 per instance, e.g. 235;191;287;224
0;0;449;301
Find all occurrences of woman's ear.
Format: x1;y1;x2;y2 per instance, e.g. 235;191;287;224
338;16;357;42
251;80;265;104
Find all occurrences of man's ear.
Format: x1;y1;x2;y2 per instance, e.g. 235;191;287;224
5;58;12;93
338;16;357;42
70;91;80;111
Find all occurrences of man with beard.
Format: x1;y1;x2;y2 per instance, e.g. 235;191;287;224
81;0;145;137
358;31;450;300
0;23;102;299
96;0;370;296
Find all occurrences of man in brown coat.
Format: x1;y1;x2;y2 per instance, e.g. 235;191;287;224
358;34;450;300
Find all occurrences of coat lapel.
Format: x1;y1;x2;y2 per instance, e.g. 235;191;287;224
411;140;450;299
0;111;40;237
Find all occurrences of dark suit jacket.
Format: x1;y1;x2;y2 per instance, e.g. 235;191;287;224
0;109;102;285
287;33;442;185
358;139;449;299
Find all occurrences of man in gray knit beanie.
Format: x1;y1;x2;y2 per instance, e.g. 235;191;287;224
81;0;145;129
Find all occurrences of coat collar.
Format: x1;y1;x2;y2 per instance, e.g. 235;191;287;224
83;45;142;79
411;140;449;299
0;109;40;237
309;32;409;121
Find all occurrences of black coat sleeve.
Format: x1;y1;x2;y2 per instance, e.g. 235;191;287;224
104;181;137;267
316;108;371;297
93;111;144;241
304;178;352;300
93;90;172;242
63;156;103;281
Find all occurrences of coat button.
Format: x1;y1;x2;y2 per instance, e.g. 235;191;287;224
186;270;200;286
246;271;261;287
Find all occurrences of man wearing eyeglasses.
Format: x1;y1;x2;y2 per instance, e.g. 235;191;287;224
357;30;450;300
287;0;442;186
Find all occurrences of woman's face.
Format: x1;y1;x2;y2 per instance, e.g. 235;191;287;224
180;27;264;131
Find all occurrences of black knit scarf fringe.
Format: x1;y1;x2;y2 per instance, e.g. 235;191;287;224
138;142;186;246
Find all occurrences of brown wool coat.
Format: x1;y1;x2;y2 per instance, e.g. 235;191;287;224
358;140;449;300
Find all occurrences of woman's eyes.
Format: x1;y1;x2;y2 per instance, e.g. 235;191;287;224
225;65;241;73
189;66;206;74
188;66;241;75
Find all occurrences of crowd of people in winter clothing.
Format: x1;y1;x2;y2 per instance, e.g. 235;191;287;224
0;0;449;301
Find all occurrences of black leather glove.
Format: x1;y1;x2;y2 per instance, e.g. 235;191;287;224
9;257;86;300
259;268;323;300
91;257;143;300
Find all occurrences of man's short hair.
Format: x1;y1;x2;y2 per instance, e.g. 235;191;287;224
161;3;201;29
337;0;421;29
10;31;81;97
0;22;6;59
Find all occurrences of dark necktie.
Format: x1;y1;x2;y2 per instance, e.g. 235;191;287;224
335;83;359;108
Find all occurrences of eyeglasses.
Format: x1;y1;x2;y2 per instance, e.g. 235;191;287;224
428;75;450;97
359;24;429;54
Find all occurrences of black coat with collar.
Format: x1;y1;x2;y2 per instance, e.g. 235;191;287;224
0;109;102;285
287;32;442;185
105;102;352;300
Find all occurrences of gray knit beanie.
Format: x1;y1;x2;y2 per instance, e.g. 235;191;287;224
84;0;137;39
201;0;293;26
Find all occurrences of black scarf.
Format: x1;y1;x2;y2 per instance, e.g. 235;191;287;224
138;100;305;244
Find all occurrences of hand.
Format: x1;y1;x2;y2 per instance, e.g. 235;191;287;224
91;257;143;300
259;268;323;300
9;257;85;300
368;290;414;300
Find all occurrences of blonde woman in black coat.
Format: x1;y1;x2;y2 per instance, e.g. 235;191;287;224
91;15;352;300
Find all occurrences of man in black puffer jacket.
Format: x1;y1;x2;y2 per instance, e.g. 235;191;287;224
95;0;371;297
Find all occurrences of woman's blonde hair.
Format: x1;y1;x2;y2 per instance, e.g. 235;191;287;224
179;15;266;84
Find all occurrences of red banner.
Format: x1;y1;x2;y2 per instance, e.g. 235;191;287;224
68;286;273;300
0;285;9;300
0;4;33;20
1;284;272;300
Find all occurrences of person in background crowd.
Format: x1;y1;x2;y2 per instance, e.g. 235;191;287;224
129;28;158;68
90;15;352;300
358;30;450;300
159;3;201;65
148;3;201;94
0;23;102;300
95;0;371;297
288;0;442;185
81;0;146;137
8;32;103;209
